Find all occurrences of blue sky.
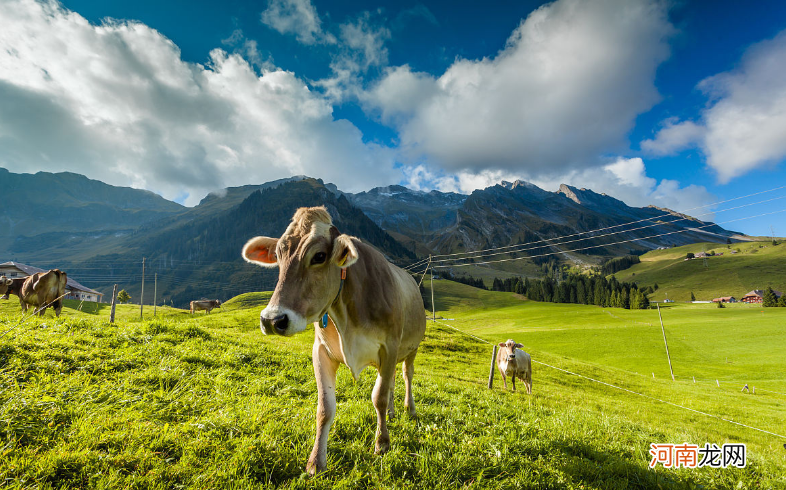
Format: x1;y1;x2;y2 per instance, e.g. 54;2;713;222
1;0;785;235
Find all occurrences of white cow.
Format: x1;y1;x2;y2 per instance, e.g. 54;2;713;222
496;339;532;394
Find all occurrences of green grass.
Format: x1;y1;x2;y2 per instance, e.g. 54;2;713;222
1;285;784;489
612;240;786;302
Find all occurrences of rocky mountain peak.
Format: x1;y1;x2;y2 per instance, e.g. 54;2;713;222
558;184;582;204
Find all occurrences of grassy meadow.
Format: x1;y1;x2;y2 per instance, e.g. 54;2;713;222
611;240;786;302
0;283;784;489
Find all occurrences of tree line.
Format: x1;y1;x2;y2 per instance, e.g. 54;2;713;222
489;274;650;309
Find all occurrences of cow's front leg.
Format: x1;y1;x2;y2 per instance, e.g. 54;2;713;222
512;375;516;392
499;368;508;390
307;340;339;475
372;347;397;454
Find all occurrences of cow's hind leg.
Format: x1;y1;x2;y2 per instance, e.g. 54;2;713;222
387;369;396;420
402;350;418;419
307;341;340;475
372;346;397;454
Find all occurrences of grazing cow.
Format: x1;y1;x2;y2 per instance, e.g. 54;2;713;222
496;339;532;394
0;276;12;296
19;269;68;317
190;299;222;314
242;206;427;475
1;277;26;300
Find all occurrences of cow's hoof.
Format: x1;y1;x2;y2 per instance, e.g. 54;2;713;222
306;459;326;476
374;438;390;455
387;410;396;420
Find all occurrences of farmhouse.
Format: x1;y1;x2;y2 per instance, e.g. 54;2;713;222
712;296;737;303
0;262;104;302
741;290;783;304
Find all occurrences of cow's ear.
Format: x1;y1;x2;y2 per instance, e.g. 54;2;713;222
331;234;359;268
242;236;279;267
514;343;524;349
498;342;506;348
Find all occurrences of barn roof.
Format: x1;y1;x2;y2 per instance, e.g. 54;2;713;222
0;262;103;296
742;289;783;298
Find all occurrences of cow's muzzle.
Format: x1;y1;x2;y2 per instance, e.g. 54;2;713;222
261;312;289;335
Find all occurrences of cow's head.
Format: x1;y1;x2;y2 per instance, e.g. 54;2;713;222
0;276;11;296
499;339;523;362
242;206;358;336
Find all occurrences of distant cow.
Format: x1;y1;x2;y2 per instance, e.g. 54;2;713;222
1;277;26;300
19;269;68;317
242;206;426;475
496;339;532;394
190;299;221;314
0;276;12;296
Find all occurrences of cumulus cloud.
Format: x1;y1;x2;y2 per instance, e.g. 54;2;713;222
364;0;674;173
643;29;786;182
0;0;397;205
640;119;704;155
260;0;335;45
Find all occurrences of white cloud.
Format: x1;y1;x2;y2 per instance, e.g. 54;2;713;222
0;0;397;205
365;0;674;173
260;0;335;45
640;119;704;155
315;11;391;103
643;29;786;182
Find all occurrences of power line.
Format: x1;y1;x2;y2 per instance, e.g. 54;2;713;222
401;184;786;268
428;194;786;265
432;208;786;268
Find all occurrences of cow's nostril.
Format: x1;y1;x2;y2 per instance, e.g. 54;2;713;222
270;314;289;334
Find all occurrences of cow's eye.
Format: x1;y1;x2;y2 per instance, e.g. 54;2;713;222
311;252;327;265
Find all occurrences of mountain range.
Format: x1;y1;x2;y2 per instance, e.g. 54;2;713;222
0;168;740;306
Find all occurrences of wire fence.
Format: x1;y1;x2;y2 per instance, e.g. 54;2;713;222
431;319;786;440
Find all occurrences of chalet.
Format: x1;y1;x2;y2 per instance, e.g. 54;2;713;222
0;262;104;302
712;296;737;303
741;289;783;304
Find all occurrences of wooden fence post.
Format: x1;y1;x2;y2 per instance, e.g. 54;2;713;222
488;345;497;389
110;284;118;324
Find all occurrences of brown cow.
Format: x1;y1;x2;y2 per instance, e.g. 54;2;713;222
19;269;68;317
496;339;532;394
1;277;26;300
242;206;426;475
0;276;12;296
190;299;221;314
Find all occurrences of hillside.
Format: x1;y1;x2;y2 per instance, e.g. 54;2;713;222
1;285;783;488
610;240;786;302
0;168;184;256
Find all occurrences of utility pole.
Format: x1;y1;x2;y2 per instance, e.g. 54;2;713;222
140;257;145;320
657;303;675;381
154;273;157;317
